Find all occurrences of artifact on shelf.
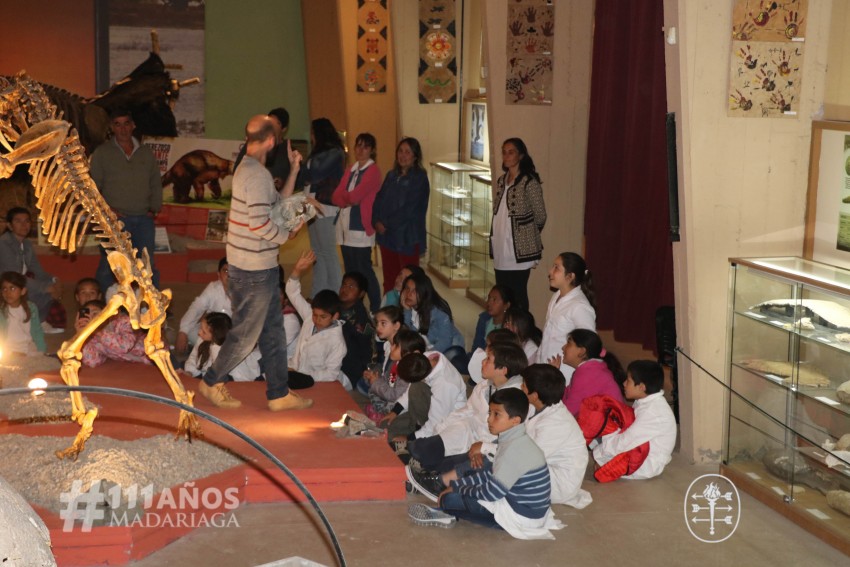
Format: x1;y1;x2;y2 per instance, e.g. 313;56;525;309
827;490;850;517
837;379;850;404
762;449;838;494
739;359;832;388
822;436;850;470
754;299;850;330
781;317;816;331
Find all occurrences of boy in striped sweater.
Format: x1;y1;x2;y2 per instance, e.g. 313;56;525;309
409;389;564;539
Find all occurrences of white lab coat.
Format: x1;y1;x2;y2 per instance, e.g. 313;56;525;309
285;277;349;388
396;351;467;438
434;374;524;455
179;280;231;341
184;341;262;382
592;392;677;480
536;287;596;383
523;403;591;508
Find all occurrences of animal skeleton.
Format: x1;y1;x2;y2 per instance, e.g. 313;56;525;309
0;72;201;459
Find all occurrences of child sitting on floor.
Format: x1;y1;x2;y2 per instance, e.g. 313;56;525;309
551;329;625;417
467;327;521;385
406;341;528;482
74;278;102;308
381;264;425;308
408;388;563;539
0;271;46;356
183;312;262;382
382;329;467;445
470;285;513;352
519;364;591;508
591;360;676;480
285;250;348;390
504;307;542;363
338;271;376;392
175;257;231;358
363;306;406;419
78;299;150;368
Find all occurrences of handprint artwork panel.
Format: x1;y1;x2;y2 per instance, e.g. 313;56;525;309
731;0;808;41
728;40;803;118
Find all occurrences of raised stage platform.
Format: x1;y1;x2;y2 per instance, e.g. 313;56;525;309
1;362;404;565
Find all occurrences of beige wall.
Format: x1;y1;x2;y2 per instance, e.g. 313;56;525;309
665;0;833;462
482;0;594;317
824;2;850;120
391;0;462;165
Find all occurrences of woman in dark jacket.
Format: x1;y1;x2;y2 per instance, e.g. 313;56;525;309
372;137;430;293
490;137;546;311
304;118;346;297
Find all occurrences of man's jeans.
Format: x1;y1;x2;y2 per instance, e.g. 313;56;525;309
96;214;160;291
203;265;290;400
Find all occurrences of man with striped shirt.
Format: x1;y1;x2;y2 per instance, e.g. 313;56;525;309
199;114;312;411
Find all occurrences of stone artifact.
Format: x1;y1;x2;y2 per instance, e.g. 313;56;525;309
762;449;837;494
739;359;832;388
0;73;201;460
754;299;850;329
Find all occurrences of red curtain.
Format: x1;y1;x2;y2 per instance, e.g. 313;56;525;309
584;0;674;351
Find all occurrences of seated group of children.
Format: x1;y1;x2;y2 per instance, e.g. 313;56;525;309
0;250;678;542
377;327;676;538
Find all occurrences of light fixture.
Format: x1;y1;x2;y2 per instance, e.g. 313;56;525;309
28;377;48;397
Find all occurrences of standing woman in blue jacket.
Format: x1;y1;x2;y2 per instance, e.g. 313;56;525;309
303;118;346;297
372;137;430;295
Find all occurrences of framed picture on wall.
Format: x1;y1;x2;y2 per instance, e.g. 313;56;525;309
463;99;489;166
804;120;850;267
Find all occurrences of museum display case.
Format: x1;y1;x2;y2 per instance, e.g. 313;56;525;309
723;256;850;554
466;172;494;306
426;162;487;288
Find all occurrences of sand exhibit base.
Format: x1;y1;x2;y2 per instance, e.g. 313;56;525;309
0;359;404;566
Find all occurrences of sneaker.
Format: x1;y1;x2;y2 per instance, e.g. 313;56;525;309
198;381;242;409
41;322;64;334
407;458;424;474
392;439;408;456
268;391;313;411
407;504;456;528
405;465;444;503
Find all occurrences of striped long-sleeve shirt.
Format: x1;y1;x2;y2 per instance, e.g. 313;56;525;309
226;156;289;271
451;423;551;520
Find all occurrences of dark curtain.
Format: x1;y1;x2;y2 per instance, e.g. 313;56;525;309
584;0;674;351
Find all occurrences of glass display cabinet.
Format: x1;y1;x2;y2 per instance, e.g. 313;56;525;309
723;256;850;554
466;172;494;306
426;162;487;288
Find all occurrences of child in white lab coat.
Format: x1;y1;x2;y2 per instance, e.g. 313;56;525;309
591;360;676;480
285;250;348;390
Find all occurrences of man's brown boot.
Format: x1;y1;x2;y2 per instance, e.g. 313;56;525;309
199;381;242;409
268;391;314;411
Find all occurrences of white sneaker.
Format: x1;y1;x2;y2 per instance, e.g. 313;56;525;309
41;322;64;334
408;504;456;528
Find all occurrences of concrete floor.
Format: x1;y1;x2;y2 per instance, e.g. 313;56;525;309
127;452;848;567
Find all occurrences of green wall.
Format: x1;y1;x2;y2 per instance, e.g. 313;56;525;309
205;0;310;142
